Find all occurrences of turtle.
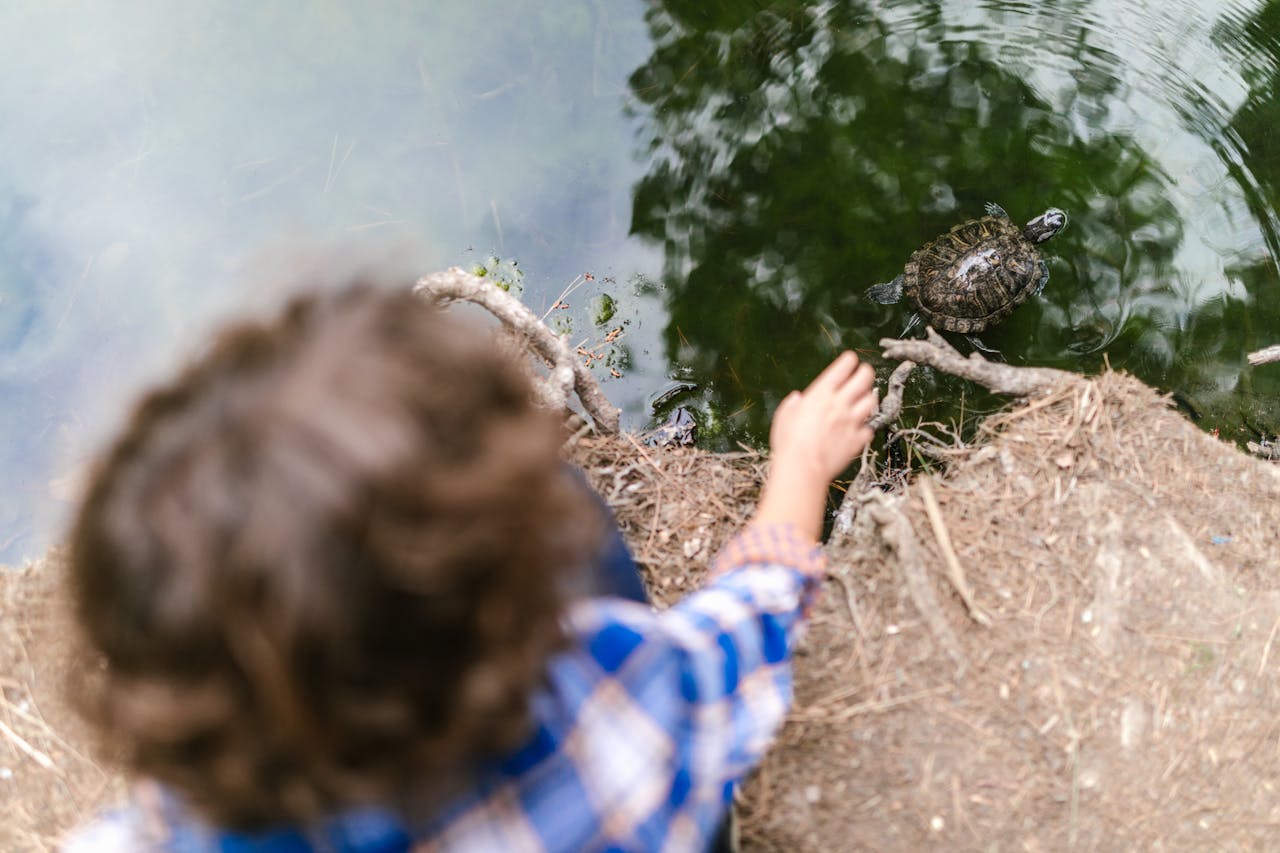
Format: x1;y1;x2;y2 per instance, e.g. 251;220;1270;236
866;203;1068;354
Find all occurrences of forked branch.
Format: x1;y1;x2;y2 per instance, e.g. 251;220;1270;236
880;327;1075;397
868;359;916;431
414;267;621;434
1248;344;1280;366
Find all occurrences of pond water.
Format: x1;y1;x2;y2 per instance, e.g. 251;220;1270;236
4;0;1280;564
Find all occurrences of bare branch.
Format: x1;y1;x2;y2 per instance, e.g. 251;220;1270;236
880;327;1075;398
831;447;876;540
831;360;920;537
1248;440;1280;460
1247;344;1280;366
414;267;621;434
917;478;991;627
868;359;915;430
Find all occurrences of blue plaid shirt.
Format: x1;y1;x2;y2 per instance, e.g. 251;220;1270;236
63;523;825;853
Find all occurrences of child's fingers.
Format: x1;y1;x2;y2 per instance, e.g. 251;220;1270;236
836;393;877;438
850;389;880;425
834;362;876;403
830;366;876;420
769;390;803;443
806;351;858;396
834;391;879;452
771;390;797;421
833;418;877;466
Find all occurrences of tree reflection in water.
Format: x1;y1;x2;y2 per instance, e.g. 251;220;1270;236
627;0;1280;447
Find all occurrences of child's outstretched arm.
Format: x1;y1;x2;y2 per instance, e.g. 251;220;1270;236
541;353;879;846
753;350;879;542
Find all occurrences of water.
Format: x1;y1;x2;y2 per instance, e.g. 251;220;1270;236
3;0;1280;564
632;0;1280;443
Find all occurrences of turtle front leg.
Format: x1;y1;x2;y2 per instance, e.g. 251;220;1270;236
984;202;1009;218
1033;259;1050;295
901;313;923;338
965;334;1006;362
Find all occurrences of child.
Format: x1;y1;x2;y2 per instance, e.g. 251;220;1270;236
64;281;878;851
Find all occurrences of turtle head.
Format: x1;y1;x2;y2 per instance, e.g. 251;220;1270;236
1023;208;1067;244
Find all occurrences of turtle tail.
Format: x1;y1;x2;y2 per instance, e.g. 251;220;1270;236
866;275;904;305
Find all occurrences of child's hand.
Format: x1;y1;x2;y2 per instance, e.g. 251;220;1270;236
754;352;879;540
771;351;878;485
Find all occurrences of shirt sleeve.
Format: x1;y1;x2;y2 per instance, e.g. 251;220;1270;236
656;522;826;785
557;522;827;813
431;524;827;850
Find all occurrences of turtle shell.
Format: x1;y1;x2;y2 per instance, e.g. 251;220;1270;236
901;214;1043;334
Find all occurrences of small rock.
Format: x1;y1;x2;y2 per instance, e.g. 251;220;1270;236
1120;698;1147;749
648;407;697;447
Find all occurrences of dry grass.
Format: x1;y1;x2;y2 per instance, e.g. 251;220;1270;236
569;429;767;607
739;371;1280;851
4;370;1279;850
0;556;124;852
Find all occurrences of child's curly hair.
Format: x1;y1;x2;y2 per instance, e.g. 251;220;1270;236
69;282;603;828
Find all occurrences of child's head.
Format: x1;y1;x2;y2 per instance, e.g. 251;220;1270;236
69;282;602;828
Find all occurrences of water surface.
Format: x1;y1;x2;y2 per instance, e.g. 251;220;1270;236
630;0;1280;450
5;0;1280;563
0;1;662;562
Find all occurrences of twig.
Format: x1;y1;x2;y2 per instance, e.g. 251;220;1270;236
1;694;105;775
1259;616;1280;678
791;685;949;723
1247;344;1280;366
831;447;876;540
1247;440;1280;460
881;327;1075;397
868;360;916;430
644;486;663;557
539;274;590;323
563;416;594;448
414;267;620;433
834;360;959;532
917;478;991;627
826;570;873;684
623;433;732;517
0;718;56;771
888;427;970;458
980;384;1076;432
